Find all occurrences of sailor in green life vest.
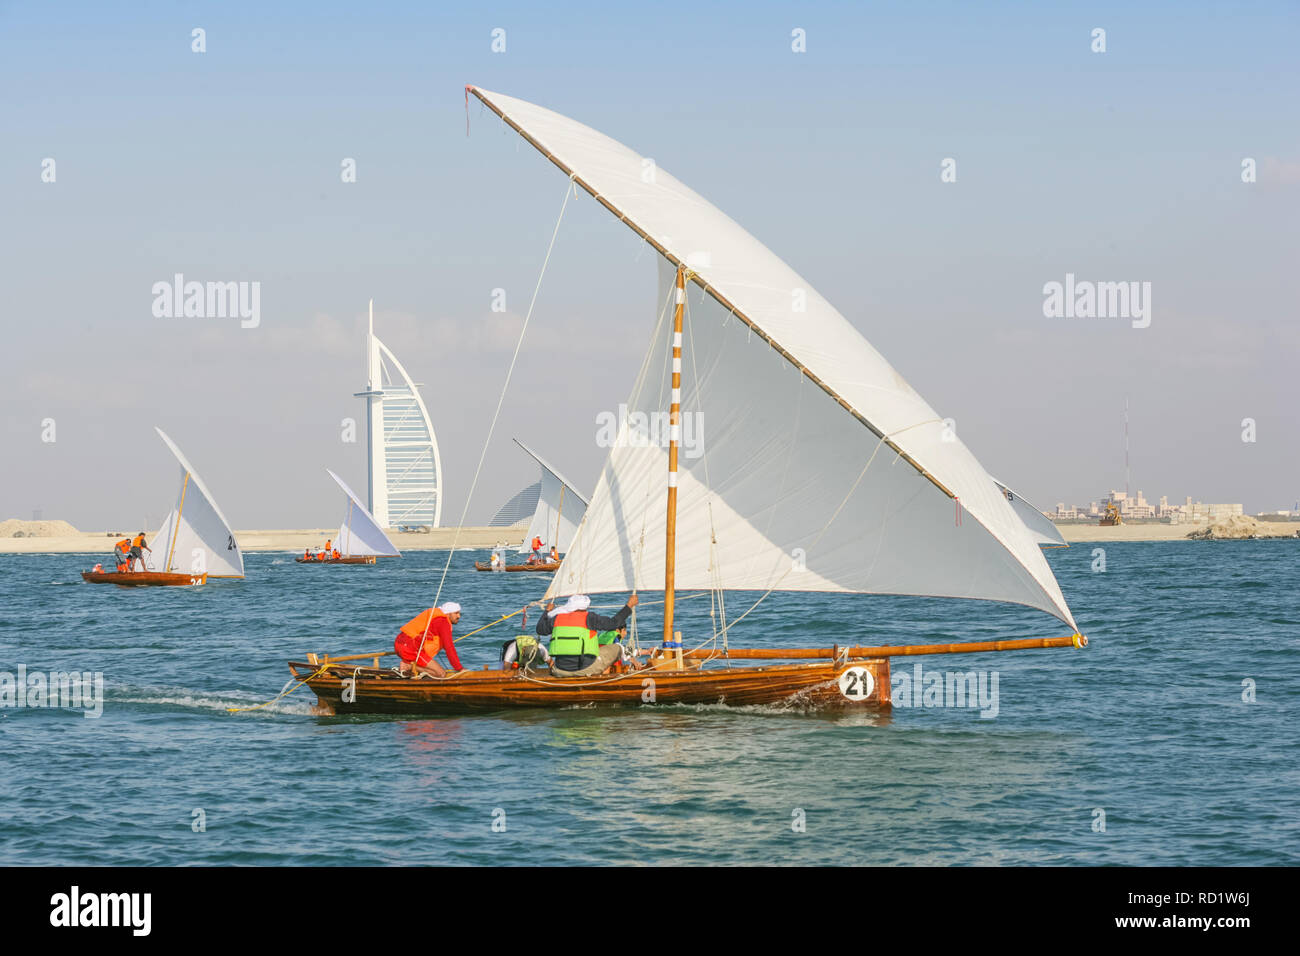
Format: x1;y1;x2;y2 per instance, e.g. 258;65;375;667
536;593;638;677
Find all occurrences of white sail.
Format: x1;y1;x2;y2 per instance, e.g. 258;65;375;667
513;439;589;554
354;302;443;529
994;479;1067;547
148;511;175;571
328;468;401;557
152;428;244;578
469;87;1077;629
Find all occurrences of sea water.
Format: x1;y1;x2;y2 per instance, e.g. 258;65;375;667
0;541;1295;865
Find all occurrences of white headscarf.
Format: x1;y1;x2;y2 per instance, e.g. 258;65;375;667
549;594;590;617
439;602;462;615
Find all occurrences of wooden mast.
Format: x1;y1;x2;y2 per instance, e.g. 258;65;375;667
662;265;686;668
344;498;353;559
554;483;565;556
165;472;190;573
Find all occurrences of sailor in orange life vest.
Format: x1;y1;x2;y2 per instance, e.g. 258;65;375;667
536;593;638;677
127;532;151;571
395;603;465;677
531;536;542;558
113;536;133;572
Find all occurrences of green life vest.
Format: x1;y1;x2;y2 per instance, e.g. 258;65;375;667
549;610;598;658
597;630;620;646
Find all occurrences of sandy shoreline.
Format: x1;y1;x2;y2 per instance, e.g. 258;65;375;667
2;521;1297;555
0;526;524;555
1058;522;1299;542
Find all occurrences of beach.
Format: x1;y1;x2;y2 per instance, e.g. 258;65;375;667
5;519;1298;554
0;525;523;554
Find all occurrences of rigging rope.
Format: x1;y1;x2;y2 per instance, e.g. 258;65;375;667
432;181;574;607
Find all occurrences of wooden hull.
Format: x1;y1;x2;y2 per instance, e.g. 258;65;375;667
289;657;890;715
294;556;377;565
81;570;207;587
473;561;560;572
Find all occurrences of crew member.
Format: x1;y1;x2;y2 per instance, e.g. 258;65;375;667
537;593;638;677
549;546;559;562
113;536;132;572
395;602;465;678
501;633;551;670
128;531;151;572
531;536;542;558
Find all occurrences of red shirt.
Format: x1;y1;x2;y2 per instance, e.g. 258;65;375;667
397;610;462;670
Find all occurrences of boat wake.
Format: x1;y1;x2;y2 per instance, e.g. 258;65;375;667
107;684;315;717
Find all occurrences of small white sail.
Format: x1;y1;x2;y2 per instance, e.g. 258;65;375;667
328;468;400;557
152;428;244;578
148;511;174;570
468;87;1077;629
513;439;589;554
994;479;1067;547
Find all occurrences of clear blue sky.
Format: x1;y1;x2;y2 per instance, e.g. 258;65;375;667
2;0;1296;529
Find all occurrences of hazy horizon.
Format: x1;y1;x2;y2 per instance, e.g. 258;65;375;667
3;1;1296;531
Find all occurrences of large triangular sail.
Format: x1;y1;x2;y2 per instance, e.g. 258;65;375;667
151;428;244;578
328;468;400;557
513;439;589;554
469;87;1077;630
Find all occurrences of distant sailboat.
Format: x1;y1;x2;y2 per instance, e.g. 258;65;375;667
475;439;589;572
296;469;401;565
514;439;589;555
994;479;1067;548
288;88;1086;713
83;428;243;586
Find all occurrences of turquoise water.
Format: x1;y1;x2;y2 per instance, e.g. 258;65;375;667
1;541;1296;865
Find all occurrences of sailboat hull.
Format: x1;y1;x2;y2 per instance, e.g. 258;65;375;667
294;556;377;565
288;657;890;714
474;561;560;572
81;570;207;587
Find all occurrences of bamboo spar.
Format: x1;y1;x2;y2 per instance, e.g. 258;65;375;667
344;498;353;558
639;634;1087;660
662;265;686;666
554;483;565;555
165;471;191;572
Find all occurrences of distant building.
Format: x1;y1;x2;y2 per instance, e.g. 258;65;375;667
1051;491;1244;522
354;303;443;529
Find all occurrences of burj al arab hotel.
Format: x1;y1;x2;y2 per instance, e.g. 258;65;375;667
353;301;443;529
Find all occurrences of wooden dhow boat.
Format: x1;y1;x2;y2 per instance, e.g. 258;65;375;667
83;428;243;587
473;560;561;572
285;87;1087;715
295;468;399;567
81;569;207;587
296;555;377;565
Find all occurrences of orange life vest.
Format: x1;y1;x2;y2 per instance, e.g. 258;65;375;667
115;538;131;554
532;537;542;551
332;549;341;560
400;608;448;654
132;534;146;548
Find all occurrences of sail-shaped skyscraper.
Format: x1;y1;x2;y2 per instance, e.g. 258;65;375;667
353;301;443;529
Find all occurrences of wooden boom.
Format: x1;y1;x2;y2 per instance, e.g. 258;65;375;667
635;634;1086;660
